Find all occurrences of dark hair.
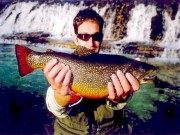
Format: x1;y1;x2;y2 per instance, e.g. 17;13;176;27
73;8;104;34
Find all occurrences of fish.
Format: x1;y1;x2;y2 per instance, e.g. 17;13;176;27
15;45;156;99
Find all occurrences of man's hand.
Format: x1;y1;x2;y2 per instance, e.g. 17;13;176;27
43;59;72;95
43;59;75;107
107;70;140;103
108;58;141;103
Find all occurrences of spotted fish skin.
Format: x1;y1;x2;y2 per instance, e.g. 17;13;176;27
15;45;156;99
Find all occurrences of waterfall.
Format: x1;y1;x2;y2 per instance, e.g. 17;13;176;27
0;2;80;38
0;1;179;60
159;7;180;49
119;4;157;43
0;2;180;44
0;2;112;39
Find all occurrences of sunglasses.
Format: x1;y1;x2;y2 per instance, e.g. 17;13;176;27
77;32;103;41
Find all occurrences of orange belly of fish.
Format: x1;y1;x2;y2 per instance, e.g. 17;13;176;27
71;85;108;99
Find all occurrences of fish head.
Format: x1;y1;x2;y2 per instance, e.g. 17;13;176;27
128;61;157;84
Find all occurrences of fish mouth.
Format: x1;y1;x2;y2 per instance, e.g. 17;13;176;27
142;75;156;83
140;69;157;84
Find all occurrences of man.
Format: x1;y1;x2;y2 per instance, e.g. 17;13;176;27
44;8;140;134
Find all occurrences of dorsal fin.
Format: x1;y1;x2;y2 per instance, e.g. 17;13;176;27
73;46;95;57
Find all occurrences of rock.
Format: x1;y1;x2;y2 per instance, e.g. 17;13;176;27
118;42;165;58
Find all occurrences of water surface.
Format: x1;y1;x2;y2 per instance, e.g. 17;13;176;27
0;43;179;134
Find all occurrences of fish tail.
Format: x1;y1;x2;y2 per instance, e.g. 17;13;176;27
15;45;34;77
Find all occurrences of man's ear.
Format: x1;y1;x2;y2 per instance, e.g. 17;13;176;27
73;34;78;45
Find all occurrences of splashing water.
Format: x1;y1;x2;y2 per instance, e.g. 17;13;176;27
119;4;157;43
159;6;180;49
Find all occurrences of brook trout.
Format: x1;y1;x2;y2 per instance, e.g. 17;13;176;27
15;45;156;99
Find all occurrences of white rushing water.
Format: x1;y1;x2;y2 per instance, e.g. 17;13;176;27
119;4;157;44
114;4;180;48
159;7;180;49
0;1;112;39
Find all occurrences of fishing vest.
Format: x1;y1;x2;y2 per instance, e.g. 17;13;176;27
53;98;131;135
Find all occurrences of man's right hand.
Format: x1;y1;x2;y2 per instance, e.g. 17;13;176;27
43;59;74;107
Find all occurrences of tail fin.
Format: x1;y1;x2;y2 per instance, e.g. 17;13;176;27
15;45;34;77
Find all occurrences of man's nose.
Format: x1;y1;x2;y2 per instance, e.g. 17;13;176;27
86;37;95;47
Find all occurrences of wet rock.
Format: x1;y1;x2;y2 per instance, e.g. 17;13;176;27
121;43;165;57
113;2;134;40
3;32;50;44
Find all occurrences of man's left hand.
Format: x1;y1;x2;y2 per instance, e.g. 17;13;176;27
107;70;140;103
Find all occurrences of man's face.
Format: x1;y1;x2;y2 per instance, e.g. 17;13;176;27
74;20;103;53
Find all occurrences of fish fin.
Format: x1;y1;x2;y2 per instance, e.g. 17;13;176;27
73;46;95;57
15;45;34;77
69;94;82;105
